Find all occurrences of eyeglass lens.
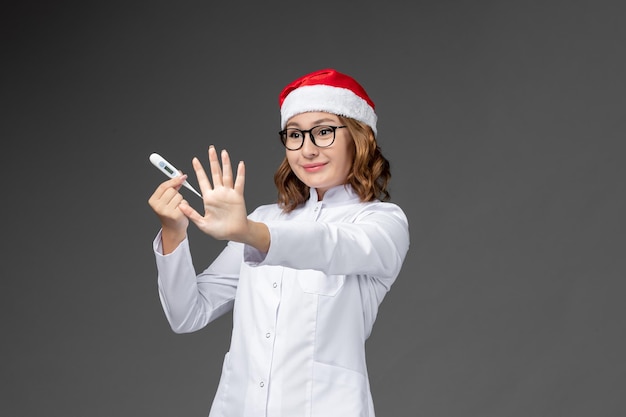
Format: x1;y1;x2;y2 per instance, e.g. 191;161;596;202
281;125;337;150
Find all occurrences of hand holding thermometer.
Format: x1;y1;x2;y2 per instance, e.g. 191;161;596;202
149;153;202;199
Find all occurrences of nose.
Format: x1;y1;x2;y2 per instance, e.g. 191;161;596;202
300;132;318;156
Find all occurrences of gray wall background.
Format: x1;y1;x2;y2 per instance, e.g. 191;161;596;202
2;1;624;416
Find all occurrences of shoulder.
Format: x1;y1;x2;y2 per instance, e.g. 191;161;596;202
356;200;408;222
248;203;284;221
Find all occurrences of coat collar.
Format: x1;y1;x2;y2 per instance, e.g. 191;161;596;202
306;185;361;207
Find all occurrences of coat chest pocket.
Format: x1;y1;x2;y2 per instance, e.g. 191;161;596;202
297;270;345;296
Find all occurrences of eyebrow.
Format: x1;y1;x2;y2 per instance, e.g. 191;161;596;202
286;118;339;128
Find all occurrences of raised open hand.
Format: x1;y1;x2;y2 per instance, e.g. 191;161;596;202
178;146;249;242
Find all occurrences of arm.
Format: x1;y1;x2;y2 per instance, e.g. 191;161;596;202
245;203;410;283
148;148;248;334
154;233;241;333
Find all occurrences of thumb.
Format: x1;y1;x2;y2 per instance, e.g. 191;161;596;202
178;200;203;223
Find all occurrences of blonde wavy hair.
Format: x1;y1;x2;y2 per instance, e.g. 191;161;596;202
274;115;391;212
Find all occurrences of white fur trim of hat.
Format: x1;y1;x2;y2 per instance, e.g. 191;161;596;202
279;68;378;136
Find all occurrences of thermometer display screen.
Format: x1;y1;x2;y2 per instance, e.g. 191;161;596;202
164;165;174;175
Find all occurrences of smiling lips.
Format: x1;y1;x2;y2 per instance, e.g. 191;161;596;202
302;162;327;172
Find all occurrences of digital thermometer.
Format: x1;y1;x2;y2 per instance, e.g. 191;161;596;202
149;153;202;199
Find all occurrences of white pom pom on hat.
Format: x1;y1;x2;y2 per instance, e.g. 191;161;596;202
279;68;378;136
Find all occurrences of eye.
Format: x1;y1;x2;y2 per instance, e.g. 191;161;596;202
316;126;333;137
287;129;302;139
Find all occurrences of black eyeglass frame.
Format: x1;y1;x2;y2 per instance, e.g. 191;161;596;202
278;125;347;150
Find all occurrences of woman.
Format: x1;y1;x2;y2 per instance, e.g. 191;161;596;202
148;68;410;417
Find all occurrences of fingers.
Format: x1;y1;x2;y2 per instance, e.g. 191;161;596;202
234;160;245;194
192;156;212;195
208;146;223;188
148;177;188;232
165;188;185;209
149;185;183;214
178;199;202;221
195;146;239;191
221;149;234;188
149;175;187;206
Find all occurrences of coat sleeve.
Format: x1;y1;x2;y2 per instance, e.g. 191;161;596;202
154;231;241;333
244;202;410;286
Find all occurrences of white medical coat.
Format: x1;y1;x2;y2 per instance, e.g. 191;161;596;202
154;185;410;417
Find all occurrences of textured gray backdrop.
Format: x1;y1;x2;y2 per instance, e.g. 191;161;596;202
2;1;624;416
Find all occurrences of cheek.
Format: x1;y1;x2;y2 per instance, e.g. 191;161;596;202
285;153;303;178
342;156;353;179
285;152;298;169
343;143;356;174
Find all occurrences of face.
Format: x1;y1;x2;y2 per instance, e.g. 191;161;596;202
284;112;354;200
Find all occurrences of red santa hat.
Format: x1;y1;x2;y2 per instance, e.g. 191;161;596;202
279;68;378;136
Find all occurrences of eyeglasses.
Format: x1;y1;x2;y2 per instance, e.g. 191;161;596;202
279;125;347;150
